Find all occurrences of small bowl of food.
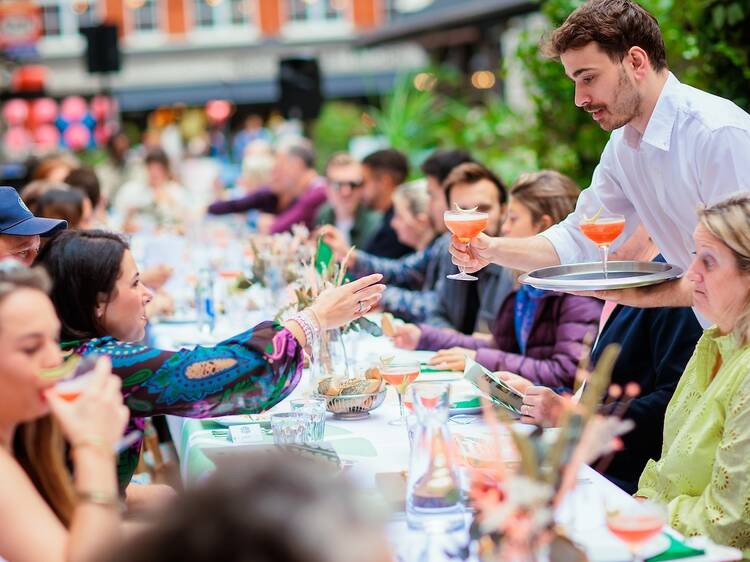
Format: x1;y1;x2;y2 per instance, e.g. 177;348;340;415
315;368;386;420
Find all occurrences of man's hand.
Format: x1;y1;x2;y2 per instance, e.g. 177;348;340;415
448;233;497;274
429;347;477;372
520;386;566;427
569;277;693;308
496;371;534;394
318;225;355;262
391;323;421;350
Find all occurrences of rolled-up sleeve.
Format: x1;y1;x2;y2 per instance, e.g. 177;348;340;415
539;139;639;265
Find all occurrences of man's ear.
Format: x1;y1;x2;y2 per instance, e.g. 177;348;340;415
537;214;554;232
627;46;650;80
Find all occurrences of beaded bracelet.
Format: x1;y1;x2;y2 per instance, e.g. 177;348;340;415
290;311;316;347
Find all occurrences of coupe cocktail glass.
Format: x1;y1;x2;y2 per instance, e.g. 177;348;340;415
580;213;625;279
444;209;489;281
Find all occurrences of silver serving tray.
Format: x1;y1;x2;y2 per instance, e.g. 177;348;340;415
519;260;683;292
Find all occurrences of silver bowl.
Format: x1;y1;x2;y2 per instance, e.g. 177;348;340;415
314;388;387;420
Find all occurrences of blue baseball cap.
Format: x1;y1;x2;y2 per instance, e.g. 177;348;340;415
0;186;67;236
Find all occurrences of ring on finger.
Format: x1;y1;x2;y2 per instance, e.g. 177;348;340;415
357;300;364;314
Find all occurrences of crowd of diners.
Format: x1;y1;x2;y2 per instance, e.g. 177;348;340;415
0;0;749;560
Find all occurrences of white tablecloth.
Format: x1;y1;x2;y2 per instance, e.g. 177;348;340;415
152;318;740;562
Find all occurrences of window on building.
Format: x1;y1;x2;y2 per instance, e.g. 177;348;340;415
229;0;250;25
192;0;215;27
133;0;158;32
288;0;342;22
40;3;62;36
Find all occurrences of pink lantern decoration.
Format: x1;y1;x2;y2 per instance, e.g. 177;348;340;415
31;98;58;125
33;124;60;149
61;96;88;122
90;95;112;121
93;122;113;145
206;99;232;124
2;99;29;126
4;127;32;152
63;123;91;151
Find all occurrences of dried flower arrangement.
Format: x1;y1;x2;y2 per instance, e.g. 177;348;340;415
457;344;636;562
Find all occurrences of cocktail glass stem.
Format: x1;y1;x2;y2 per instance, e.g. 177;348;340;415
397;391;406;422
601;244;610;279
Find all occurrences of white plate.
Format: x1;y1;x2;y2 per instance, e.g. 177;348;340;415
585;533;670;562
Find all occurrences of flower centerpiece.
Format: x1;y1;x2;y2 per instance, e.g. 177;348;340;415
460;344;635;562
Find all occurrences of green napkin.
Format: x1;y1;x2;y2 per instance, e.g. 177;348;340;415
315;237;334;274
647;535;704;562
420;364;451;373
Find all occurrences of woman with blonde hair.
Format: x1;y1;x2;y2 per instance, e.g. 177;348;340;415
636;193;750;554
394;170;602;387
389;179;435;253
0;263;129;561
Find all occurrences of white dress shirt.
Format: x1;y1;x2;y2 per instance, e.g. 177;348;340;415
541;73;750;325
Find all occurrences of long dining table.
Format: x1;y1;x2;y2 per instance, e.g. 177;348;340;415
149;310;741;562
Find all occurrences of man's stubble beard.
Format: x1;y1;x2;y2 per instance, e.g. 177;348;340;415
603;66;643;131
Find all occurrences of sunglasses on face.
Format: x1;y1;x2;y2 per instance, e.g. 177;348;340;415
329;179;364;191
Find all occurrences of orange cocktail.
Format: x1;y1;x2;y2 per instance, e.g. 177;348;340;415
445;216;489;243
444;210;489;281
580;217;625;247
604;499;666;562
606;514;664;548
580;214;625;279
381;360;421;426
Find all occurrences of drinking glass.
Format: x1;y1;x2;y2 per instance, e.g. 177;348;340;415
271;412;311;445
605;499;667;562
381;360;421;426
290;398;327;442
579;213;625;279
41;354;100;401
444;209;489;281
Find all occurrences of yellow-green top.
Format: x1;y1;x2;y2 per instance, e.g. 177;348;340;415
637;327;750;554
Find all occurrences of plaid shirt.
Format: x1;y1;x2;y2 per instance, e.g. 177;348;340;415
350;234;448;322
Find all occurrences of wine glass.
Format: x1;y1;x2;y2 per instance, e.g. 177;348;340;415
605;499;667;562
444;209;489;281
579;213;625;279
381;360;421;426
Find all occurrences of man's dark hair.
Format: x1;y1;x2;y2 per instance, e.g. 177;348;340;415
362;149;409;186
144;147;171;170
541;0;668;73
420;149;475;185
443;162;508;206
36;189;86;230
287;143;316;169
65;166;101;209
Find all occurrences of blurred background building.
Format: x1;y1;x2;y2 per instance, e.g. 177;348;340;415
29;0;429;114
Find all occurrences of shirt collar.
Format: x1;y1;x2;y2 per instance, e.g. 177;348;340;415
623;72;681;151
705;325;741;360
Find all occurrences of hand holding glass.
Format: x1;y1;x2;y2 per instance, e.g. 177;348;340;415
444;209;489;281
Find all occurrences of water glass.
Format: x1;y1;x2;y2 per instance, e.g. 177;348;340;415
290;398;327;442
271;412;311;445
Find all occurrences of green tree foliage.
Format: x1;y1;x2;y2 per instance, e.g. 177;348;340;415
328;0;749;188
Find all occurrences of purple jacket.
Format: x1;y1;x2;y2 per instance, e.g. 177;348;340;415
418;290;602;388
207;178;327;234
